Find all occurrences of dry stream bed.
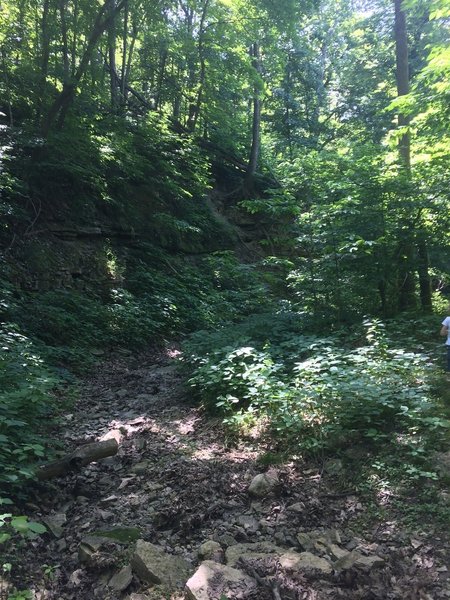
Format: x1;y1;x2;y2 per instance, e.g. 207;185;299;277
5;347;450;600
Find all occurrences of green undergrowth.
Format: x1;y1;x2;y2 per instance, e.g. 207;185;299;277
182;314;450;521
0;322;63;494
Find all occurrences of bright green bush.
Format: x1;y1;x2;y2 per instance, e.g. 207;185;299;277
184;319;448;453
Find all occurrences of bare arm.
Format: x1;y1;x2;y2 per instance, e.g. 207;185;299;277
441;325;449;337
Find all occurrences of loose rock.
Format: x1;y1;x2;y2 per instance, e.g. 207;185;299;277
109;565;133;591
248;471;278;497
185;560;258;600
131;540;190;588
43;513;67;538
334;550;385;571
279;551;333;576
225;542;284;567
198;540;224;563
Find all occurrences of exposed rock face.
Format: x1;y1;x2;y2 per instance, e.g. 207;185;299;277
131;540;190;588
185;560;258;600
248;470;278;497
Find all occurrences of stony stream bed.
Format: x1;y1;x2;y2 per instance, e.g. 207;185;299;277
7;346;450;600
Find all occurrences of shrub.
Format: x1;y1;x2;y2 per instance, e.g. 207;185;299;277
0;324;60;491
184;319;448;454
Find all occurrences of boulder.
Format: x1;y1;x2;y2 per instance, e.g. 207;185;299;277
131;460;152;475
225;542;284;567
235;515;259;533
297;530;342;555
109;565;133;591
287;502;305;514
198;541;224;563
248;471;278;497
131;540;190;588
279;551;332;576
185;560;257;600
43;513;67;538
78;535;107;564
334;550;385;572
296;532;315;552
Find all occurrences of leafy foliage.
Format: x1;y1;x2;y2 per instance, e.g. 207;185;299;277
0;323;59;490
184;318;449;459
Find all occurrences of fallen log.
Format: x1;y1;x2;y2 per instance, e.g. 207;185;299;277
36;439;119;481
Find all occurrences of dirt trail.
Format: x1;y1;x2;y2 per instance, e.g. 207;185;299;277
13;346;450;600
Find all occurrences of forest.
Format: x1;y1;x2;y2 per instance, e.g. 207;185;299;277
0;0;449;598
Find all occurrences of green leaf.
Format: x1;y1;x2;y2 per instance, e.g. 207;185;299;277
26;521;47;534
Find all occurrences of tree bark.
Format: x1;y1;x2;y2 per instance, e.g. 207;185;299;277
417;239;432;312
36;0;52;123
394;0;416;311
245;42;262;193
59;0;70;85
108;0;119;109
187;0;210;132
394;0;411;172
36;439;119;480
121;0;129;98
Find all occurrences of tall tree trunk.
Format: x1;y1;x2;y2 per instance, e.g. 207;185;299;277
1;47;14;126
284;53;293;160
124;17;138;103
155;46;168;112
397;240;416;312
394;0;411;172
108;0;119;109
244;42;262;193
187;0;210;131
120;0;128;98
417;239;432;312
71;0;79;76
36;0;52;123
42;0;126;135
394;0;416;311
59;0;70;85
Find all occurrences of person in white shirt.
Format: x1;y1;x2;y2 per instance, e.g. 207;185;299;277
440;307;450;372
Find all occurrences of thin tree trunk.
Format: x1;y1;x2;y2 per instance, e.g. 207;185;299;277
108;0;119;109
155;46;168;112
124;18;138;101
285;53;293;160
245;42;262;193
394;0;411;172
121;0;128;98
417;239;432;312
36;0;52;122
71;0;79;76
1;47;13;126
394;0;416;311
397;241;416;312
187;0;210;131
59;0;70;85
